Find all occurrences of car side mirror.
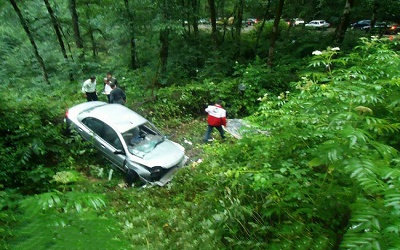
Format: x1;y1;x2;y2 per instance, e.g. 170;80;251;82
114;149;125;155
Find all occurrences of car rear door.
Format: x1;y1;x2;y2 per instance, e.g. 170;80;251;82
82;117;126;171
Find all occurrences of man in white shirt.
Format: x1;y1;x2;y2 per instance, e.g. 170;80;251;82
103;72;118;103
81;76;98;102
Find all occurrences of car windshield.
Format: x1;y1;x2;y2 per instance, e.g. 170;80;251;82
123;122;165;158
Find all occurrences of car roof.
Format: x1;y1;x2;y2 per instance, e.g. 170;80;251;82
77;102;148;133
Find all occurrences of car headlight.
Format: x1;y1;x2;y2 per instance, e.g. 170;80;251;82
150;166;163;175
149;166;169;181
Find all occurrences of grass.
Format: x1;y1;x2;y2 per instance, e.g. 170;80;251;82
5;118;232;249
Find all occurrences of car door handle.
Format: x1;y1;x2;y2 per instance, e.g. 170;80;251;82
100;144;106;149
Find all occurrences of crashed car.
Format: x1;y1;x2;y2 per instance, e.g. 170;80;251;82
65;101;188;186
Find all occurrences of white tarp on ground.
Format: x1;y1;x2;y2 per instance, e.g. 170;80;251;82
224;118;268;139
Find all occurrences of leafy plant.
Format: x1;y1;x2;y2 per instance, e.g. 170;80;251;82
194;37;400;249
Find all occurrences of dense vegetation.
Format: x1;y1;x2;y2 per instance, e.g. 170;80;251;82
1;0;400;249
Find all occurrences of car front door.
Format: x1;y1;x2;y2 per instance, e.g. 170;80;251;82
82;117;126;171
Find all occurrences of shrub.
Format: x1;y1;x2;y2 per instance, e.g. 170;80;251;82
0;83;87;193
195;37;400;249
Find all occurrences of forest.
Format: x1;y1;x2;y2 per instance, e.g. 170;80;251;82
1;0;400;249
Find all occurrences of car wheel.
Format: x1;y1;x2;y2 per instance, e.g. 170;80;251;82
126;169;140;187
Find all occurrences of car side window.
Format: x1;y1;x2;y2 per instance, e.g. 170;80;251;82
82;118;123;150
101;124;123;150
82;117;104;135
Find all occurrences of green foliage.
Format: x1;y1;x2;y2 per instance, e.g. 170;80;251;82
140;79;246;124
253;19;290;38
2;1;400;249
233;56;297;101
0;189;21;248
107;184;222;249
0;92;60;192
0;81;98;193
4;188;128;250
190;38;400;249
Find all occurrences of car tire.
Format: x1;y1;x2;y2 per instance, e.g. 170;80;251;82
126;169;139;187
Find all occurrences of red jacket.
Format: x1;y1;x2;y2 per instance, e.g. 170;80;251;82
205;104;227;126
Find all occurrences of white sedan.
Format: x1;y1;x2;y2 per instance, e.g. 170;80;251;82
66;101;188;186
293;18;305;26
305;20;330;29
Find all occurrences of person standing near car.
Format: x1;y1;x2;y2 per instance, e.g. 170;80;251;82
109;83;126;105
81;75;98;102
204;100;227;142
103;72;118;103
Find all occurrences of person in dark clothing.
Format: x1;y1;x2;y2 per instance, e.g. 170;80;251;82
109;83;126;105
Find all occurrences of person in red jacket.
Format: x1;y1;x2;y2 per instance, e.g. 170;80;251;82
204;100;227;142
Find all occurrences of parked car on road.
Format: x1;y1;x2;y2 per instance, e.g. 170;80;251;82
361;21;399;35
305;20;330;29
292;18;305;26
65;101;188;186
387;23;400;34
246;18;258;26
198;18;210;25
350;19;371;29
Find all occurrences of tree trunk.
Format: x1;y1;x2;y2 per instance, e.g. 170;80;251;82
370;0;379;33
124;0;139;69
88;26;97;58
9;0;50;85
182;0;191;36
159;0;170;78
159;29;169;77
268;0;284;67
191;0;199;37
43;0;73;81
43;0;68;61
84;4;97;58
208;0;218;49
68;0;84;56
255;0;271;50
334;0;355;44
234;0;244;40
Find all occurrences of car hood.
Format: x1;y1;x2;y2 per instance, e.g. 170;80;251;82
131;139;186;168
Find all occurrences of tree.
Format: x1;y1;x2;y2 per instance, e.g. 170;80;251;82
268;0;284;67
43;0;68;61
208;0;218;49
124;0;139;69
255;0;272;51
159;0;170;78
233;0;244;41
191;0;200;37
9;0;50;85
43;0;73;81
334;0;355;44
68;0;84;57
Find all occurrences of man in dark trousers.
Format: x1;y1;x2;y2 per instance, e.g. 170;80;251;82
109;83;126;105
81;75;98;102
204;100;227;142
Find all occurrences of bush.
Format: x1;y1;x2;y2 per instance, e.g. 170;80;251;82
193;37;400;249
0;83;85;193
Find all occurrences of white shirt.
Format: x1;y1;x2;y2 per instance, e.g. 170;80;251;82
82;79;97;93
205;105;226;118
104;82;112;95
104;77;116;95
